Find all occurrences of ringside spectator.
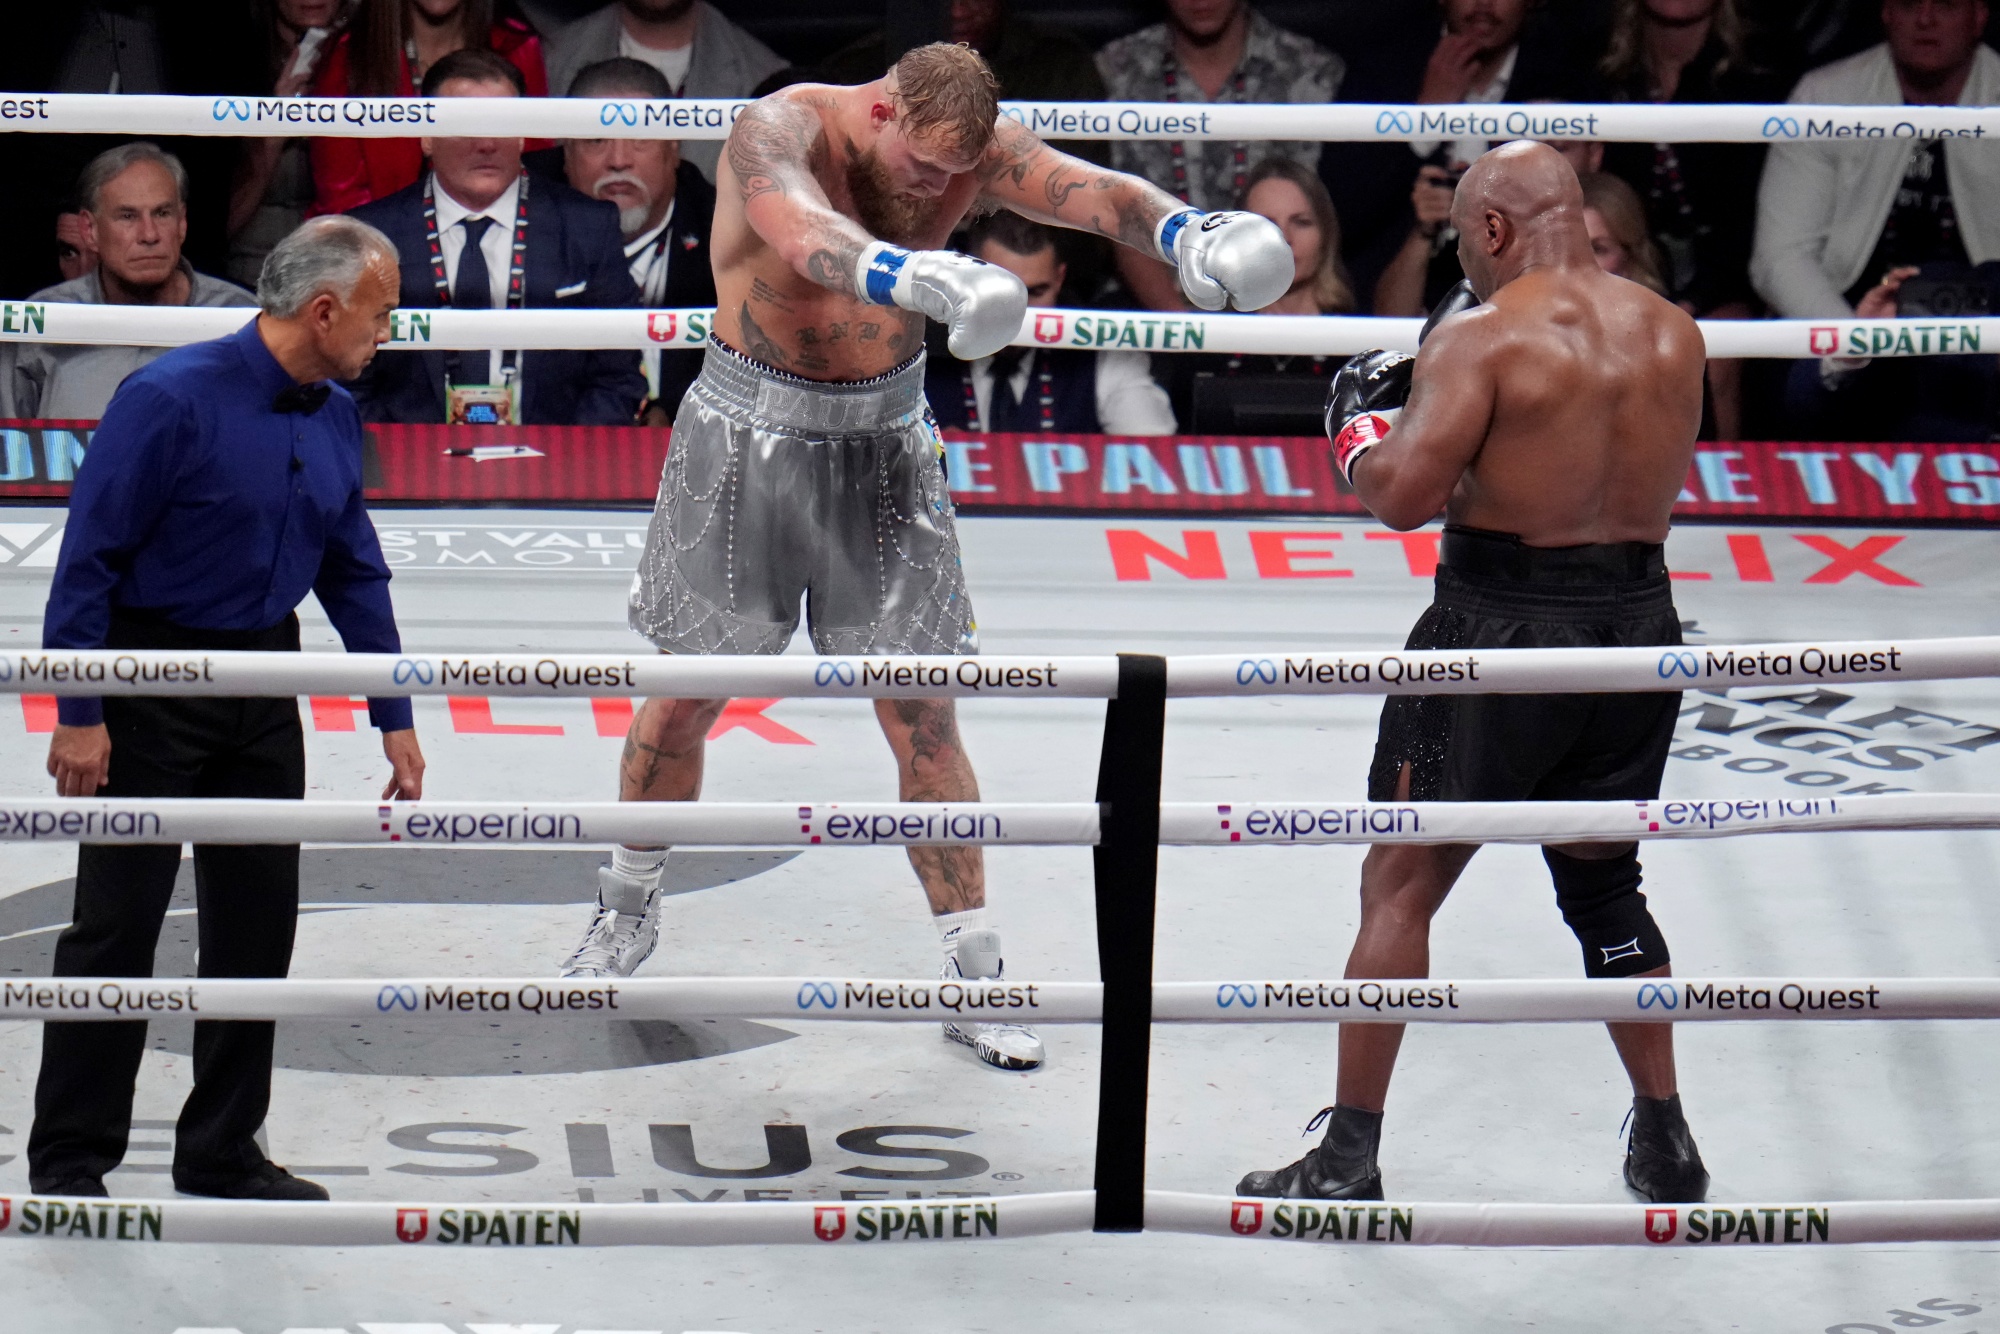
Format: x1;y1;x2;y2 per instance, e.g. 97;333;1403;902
1580;170;1670;294
1321;0;1583;309
55;209;99;284
1159;159;1356;430
1596;0;1779;440
923;211;1174;436
1097;0;1343;311
309;0;549;215
543;0;786;182
1752;0;2000;441
228;0;345;288
2;144;255;422
345;49;645;426
540;56;717;424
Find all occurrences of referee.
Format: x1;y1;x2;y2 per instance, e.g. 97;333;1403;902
34;216;425;1202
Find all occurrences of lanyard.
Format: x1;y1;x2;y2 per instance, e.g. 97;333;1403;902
424;169;529;383
630;223;672;304
1163;58;1247;206
964;355;1055;432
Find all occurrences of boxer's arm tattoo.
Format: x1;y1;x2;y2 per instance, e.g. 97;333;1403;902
727;96;874;297
977;118;1183;255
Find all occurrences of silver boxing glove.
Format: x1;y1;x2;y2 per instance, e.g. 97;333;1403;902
1156;208;1294;313
855;242;1029;360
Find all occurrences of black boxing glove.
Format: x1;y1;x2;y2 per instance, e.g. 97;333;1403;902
1325;349;1414;486
1420;278;1480;344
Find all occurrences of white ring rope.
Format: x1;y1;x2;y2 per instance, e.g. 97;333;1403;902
0;794;1996;848
6;93;1997;144
0;301;1986;360
4;975;1992;1024
0;637;1971;701
0;1189;1988;1247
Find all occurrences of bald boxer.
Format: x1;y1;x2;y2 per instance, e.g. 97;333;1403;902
1239;141;1710;1201
562;42;1292;1075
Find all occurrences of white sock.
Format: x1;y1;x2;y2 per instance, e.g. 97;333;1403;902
933;907;988;957
611;846;670;888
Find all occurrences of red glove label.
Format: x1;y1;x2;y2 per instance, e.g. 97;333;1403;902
1332;412;1393;483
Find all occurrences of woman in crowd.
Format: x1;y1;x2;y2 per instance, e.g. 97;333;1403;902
1579;171;1669;295
1160;157;1355;430
228;0;348;287
1596;0;1781;439
308;0;547;215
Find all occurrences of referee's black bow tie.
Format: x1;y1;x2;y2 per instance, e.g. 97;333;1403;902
273;382;331;416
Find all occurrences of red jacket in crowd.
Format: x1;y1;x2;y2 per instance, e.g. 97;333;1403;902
308;18;549;216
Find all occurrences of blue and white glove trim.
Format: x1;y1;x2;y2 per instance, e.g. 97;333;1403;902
1154;208;1205;265
857;241;915;306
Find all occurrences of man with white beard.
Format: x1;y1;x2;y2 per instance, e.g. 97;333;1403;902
558;58;718;421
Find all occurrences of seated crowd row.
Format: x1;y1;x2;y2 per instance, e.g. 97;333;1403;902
5;0;1998;443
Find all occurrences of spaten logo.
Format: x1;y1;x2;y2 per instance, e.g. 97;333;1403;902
646;312;678;342
1656;651;1699;680
797;982;838;1010
396;1208;429;1243
1230;1201;1264;1235
1236;659;1278;686
1645;1207;1678;1243
1761;116;1801;139
814;1205;847;1241
393;659;434;686
212;98;252;122
814;661;857;687
1809;326;1840;355
1375;109;1415;135
1216;984;1257;1009
599;101;639;127
1033;312;1065;344
377;984;419;1012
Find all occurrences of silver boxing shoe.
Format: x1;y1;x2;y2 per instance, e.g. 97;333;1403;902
940;928;1045;1071
559;866;662;978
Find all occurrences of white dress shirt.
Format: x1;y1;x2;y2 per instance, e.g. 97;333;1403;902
1410;42;1518;167
432;173;521;385
624;204;676;400
968;349;1176;435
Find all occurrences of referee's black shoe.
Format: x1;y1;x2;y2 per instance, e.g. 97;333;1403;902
1623;1093;1709;1202
1235;1105;1385;1200
176;1161;330;1201
31;1175;108;1198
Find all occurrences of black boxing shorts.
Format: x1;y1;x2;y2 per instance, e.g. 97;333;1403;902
1367;525;1683;805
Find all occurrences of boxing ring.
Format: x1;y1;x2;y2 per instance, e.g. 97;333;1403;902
1;93;1999;1331
0;638;1998;1253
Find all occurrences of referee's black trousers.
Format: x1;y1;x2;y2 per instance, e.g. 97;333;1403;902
29;610;305;1192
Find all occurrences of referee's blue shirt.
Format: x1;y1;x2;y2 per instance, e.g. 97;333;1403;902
43;318;413;731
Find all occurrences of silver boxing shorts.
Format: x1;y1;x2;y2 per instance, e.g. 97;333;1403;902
629;337;978;656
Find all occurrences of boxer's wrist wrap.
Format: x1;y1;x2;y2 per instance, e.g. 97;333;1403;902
856;241;913;306
1332;410;1396;486
1154;208;1203;264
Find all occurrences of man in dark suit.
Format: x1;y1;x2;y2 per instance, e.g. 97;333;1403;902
346;48;645;426
1319;0;1583;309
526;56;717;424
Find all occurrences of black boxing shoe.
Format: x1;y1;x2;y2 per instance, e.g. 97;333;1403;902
1235;1105;1385;1200
1623;1093;1709;1203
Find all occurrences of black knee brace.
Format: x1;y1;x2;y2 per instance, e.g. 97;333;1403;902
1543;847;1671;978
